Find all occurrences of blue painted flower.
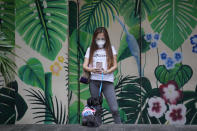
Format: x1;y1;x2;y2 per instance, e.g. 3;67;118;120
192;45;197;53
160;52;167;61
154;33;160;41
174;52;183;63
165;57;175;70
150;41;158;48
144;33;152;42
190;35;197;45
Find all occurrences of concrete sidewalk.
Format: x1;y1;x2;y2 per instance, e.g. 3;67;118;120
1;124;197;131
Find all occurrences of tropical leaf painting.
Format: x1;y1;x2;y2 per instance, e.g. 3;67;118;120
0;81;28;124
68;101;84;124
118;0;158;27
0;50;16;84
148;0;197;51
18;58;45;91
116;76;162;124
155;64;193;88
101;108;113;124
25;88;67;124
79;0;119;33
68;29;92;98
0;0;15;41
0;0;16;84
16;0;68;60
68;1;77;36
18;58;54;123
183;90;197;124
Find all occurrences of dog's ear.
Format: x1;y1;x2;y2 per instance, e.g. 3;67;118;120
91;97;102;106
87;97;94;106
92;97;99;106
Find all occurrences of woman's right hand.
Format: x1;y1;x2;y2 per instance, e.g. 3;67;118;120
91;68;102;73
83;58;101;73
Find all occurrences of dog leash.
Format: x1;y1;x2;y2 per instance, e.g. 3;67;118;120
99;72;103;96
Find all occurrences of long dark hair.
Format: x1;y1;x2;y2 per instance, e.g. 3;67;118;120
88;27;114;69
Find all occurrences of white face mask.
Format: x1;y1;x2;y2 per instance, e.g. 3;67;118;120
96;40;106;48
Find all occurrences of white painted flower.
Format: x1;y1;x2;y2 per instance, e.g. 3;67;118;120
159;81;182;105
165;104;186;125
148;97;167;118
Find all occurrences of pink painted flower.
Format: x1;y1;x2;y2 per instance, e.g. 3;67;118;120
148;97;167;118
159;81;182;105
165;104;186;125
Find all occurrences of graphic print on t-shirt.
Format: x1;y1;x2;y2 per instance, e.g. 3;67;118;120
92;49;107;70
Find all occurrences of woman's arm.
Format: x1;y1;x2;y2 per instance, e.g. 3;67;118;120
83;58;92;72
103;55;117;74
83;58;100;73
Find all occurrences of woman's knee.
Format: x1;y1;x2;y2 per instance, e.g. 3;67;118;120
111;108;119;115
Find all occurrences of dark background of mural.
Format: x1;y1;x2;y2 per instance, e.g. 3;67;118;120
68;0;197;125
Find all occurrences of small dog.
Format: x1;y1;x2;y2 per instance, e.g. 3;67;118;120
82;96;103;127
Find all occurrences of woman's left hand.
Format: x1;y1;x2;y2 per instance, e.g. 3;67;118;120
103;70;108;74
98;68;108;74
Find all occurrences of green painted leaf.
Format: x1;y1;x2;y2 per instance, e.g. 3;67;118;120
45;72;52;98
0;52;16;84
69;1;77;36
80;88;91;100
68;30;92;94
0;87;16;124
183;91;197;124
16;0;68;60
68;101;84;124
7;81;28;121
0;25;16;84
79;0;118;33
148;0;197;51
118;0;139;26
155;64;193;88
118;0;158;27
15;93;28;121
0;0;15;40
44;72;53;124
117;25;150;62
25;88;66;124
18;58;45;90
196;84;197;92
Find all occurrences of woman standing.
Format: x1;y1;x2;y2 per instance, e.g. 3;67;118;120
83;27;121;124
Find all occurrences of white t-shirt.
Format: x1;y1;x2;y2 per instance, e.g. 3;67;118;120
85;46;117;82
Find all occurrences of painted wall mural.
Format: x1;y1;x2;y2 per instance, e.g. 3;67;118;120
0;0;25;124
0;0;68;124
68;0;197;125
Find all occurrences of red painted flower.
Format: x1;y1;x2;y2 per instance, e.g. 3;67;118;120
159;81;182;105
165;104;186;125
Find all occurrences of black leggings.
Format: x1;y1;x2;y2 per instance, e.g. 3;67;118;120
89;80;121;124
